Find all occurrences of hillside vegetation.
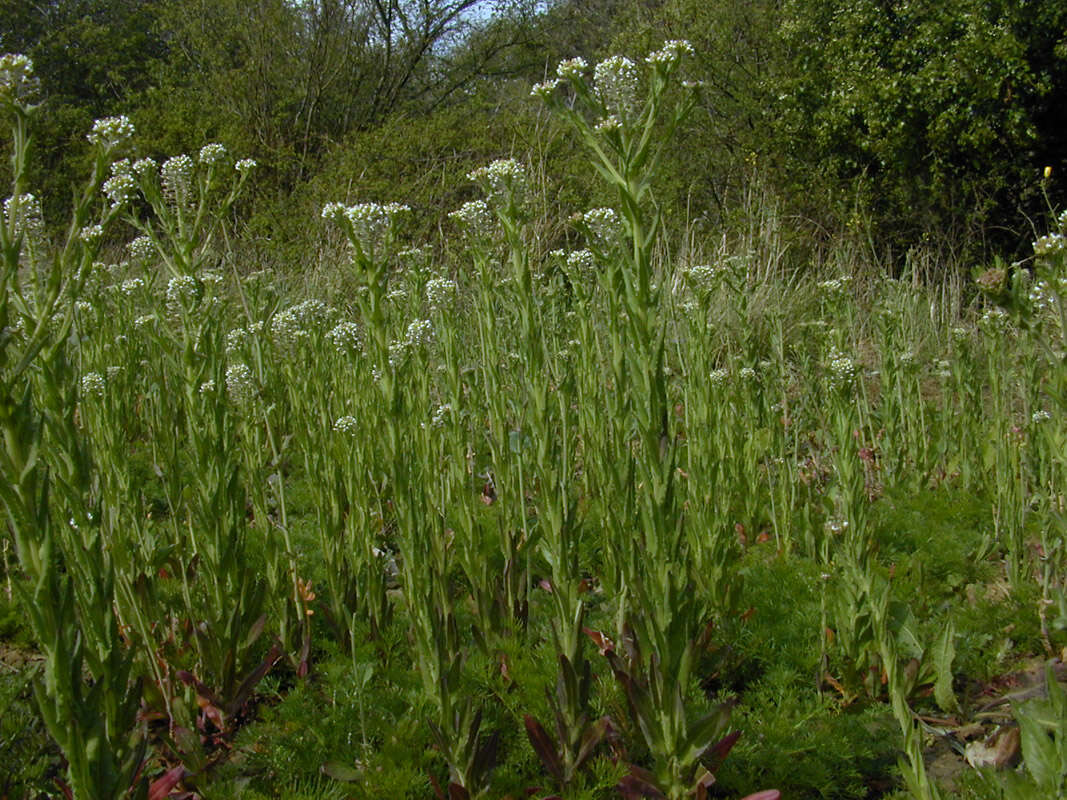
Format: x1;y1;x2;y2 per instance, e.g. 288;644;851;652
1;3;1067;799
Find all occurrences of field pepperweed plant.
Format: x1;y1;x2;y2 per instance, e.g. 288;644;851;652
1;42;1067;800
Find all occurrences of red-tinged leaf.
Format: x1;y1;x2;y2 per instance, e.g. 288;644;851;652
617;765;665;799
575;717;610;767
429;774;447;800
321;761;362;782
706;729;741;764
148;766;187;800
175;671;223;708
740;791;781;800
577;578;592;594
227;643;283;714
54;778;73;800
539;579;554;593
740;606;756;622
524;715;564;782
582;627;613;655
448;782;470;800
693;769;715;800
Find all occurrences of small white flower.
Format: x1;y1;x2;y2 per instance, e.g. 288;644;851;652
132;157;157;178
531;78;563;98
334;415;359;434
468;159;527;206
594;55;639;117
581;207;621;249
133;314;156;329
235;158;257;173
1031;409;1052;424
79;224;104;244
225;363;256;404
80;372;105;397
161;154;195;209
565;249;595;272
449;199;495;236
826;345;857;392
103;172;136;208
0;54;38;103
199;380;216;394
556;57;588;80
430;403;452;428
326;321;362;354
978;307;1011;336
198;143;227;165
87;115;134;149
709;368;728;386
645;39;694;68
1033;233;1065;257
595;115;622;132
3;193;44;240
166;275;198;309
425;276;457;311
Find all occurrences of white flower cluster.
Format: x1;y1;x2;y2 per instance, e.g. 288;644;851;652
198;143;227;165
225;363;256;405
120;277;145;296
3;193;44;240
79;224;104;244
449;199;495;237
134;314;156;329
166;275;199;310
818;275;852;301
978;306;1011;337
595;115;622;133
739;366;758;381
686;264;722;292
103;160;136;208
934;359;952;380
468;159;527;206
132;157;157;179
556;57;588;81
161;155;195;210
334;415;359;434
429;403;452;429
531;78;563;99
387;319;434;367
950;326;969;346
646;40;694;68
235;158;257;173
322;201;409;254
87;115;134;150
1030;279;1054;313
80;372;105;398
127;235;154;262
326;321;362;354
594;55;639;117
826;345;857;392
565;249;595;273
0;54;38;103
1033;233;1065;257
581;207;622;249
425;275;457;311
271;299;334;348
709;368;729;386
1032;409;1052;425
